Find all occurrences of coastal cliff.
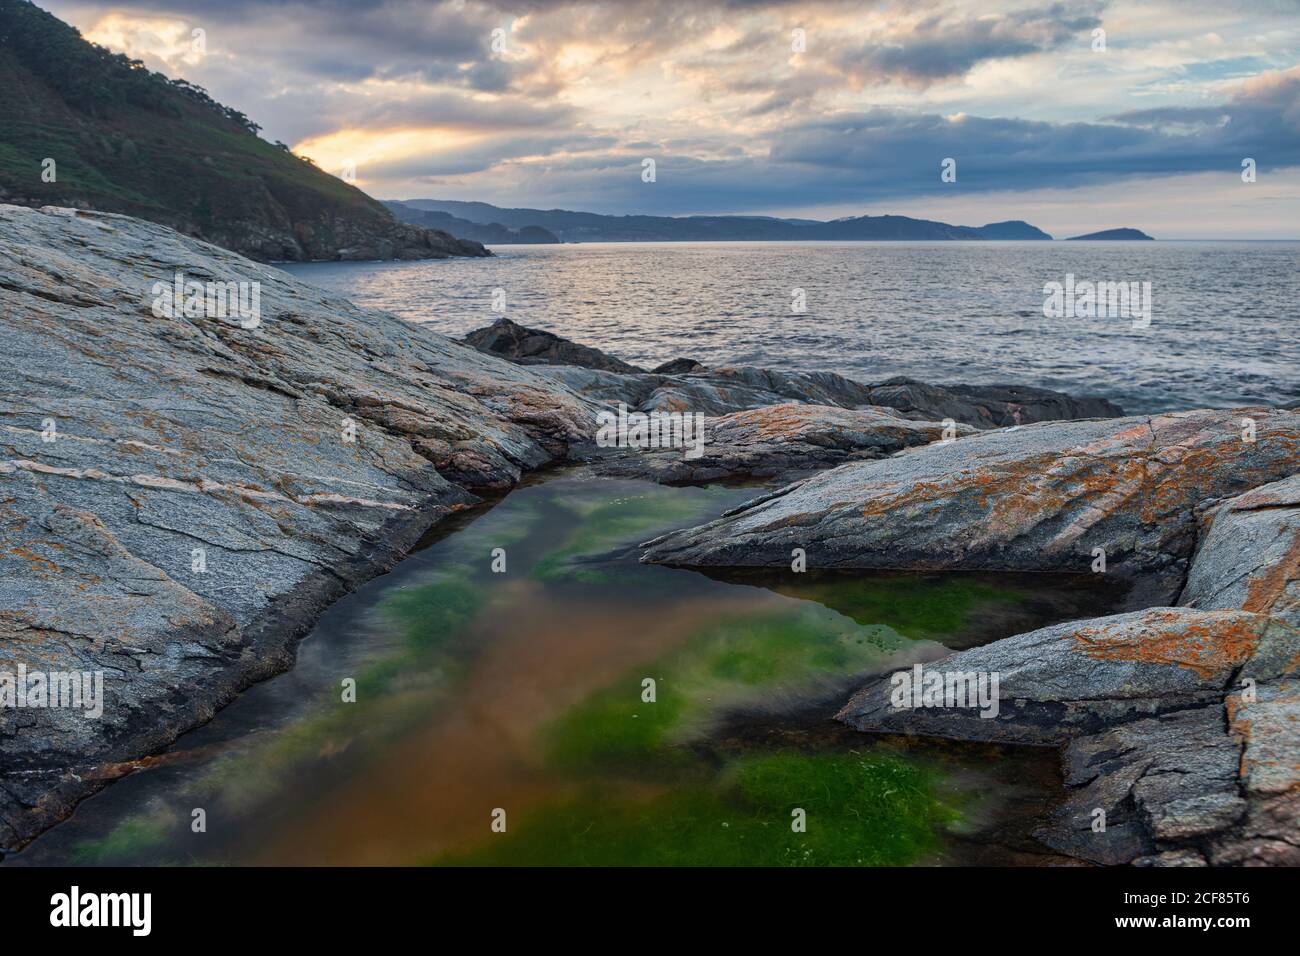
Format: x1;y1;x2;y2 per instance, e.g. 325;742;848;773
0;0;488;262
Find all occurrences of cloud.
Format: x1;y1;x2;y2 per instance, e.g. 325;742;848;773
363;64;1300;212
38;0;1300;230
830;1;1106;87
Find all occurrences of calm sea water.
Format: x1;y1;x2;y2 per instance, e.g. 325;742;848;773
281;240;1300;415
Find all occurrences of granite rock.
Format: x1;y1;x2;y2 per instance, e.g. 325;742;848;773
592;403;976;485
642;409;1300;606
0;204;594;849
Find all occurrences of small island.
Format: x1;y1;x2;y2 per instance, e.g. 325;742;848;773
1066;228;1155;240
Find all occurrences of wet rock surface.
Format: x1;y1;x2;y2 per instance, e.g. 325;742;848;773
463;317;644;374
3;207;1291;866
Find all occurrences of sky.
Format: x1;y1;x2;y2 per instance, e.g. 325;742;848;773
41;0;1300;237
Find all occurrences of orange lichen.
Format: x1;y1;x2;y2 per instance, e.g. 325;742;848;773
1071;610;1261;679
8;545;60;573
1243;526;1300;616
656;395;693;414
851;420;1300;554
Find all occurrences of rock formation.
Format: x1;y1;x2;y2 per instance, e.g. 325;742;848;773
641;409;1299;606
0;204;585;849
644;410;1299;865
464;317;644;374
465;318;1124;428
593;404;975;485
0;206;1108;850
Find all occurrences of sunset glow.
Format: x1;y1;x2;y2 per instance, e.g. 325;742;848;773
41;0;1300;235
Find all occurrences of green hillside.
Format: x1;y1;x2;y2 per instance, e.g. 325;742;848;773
0;0;486;260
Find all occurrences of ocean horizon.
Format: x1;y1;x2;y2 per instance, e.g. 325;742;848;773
283;239;1300;415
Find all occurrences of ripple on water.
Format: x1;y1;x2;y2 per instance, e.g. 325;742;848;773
283;240;1300;413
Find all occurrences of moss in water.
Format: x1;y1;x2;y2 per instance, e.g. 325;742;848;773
379;567;484;655
72;808;177;865
545;668;697;778
222;567;492;792
489;583;970;866
773;575;1024;640
530;487;730;583
52;478;1028;867
435;751;955;866
67;564;495;862
545;604;899;778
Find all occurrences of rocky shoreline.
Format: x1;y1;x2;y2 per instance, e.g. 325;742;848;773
1;205;1294;865
0;204;585;849
639;412;1299;864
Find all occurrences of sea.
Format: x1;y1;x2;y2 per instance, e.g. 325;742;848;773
280;240;1300;415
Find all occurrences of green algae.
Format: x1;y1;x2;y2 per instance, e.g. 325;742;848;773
379;567;484;655
530;485;733;584
72;808;177;865
747;574;1025;640
37;476;1048;868
435;751;955;867
65;563;495;864
544;603;900;778
457;598;959;867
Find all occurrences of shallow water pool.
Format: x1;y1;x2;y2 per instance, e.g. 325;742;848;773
9;471;1123;866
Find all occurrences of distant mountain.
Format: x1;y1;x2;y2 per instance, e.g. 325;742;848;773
1067;228;1155;240
399;199;1054;242
386;200;559;244
968;220;1054;239
0;0;486;261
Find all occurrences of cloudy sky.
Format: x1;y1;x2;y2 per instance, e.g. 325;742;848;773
43;0;1300;236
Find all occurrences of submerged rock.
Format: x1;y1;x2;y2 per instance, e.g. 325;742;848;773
0;204;1272;865
642;408;1300;605
636;397;1299;864
0;204;596;850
